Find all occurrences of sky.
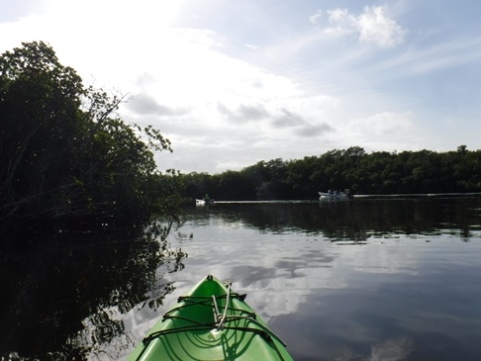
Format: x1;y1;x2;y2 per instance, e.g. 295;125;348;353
2;0;481;174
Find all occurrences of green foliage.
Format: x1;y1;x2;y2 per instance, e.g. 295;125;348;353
0;41;178;229
180;146;481;200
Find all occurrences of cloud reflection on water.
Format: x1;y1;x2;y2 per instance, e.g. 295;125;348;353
368;336;413;361
123;200;481;360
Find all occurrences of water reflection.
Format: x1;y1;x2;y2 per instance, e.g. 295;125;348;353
0;221;188;361
202;197;481;241
172;197;481;361
2;197;481;361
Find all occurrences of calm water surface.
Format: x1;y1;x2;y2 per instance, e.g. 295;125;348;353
2;196;481;360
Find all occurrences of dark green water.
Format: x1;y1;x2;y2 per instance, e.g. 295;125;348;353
2;196;481;360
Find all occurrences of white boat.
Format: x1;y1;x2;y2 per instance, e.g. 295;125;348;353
196;198;215;206
318;191;348;200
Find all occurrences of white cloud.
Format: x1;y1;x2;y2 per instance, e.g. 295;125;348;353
323;9;358;37
317;5;407;48
309;9;322;24
358;6;407;48
350;111;413;134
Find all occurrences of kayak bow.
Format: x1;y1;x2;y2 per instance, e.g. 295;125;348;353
128;274;294;361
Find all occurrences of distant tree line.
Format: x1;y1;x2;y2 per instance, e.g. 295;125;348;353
0;41;183;235
181;145;481;200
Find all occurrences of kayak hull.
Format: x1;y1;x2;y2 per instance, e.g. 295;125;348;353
128;275;294;361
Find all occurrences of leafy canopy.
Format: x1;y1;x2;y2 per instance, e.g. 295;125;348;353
0;41;178;228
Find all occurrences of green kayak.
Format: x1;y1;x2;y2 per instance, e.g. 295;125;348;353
128;274;294;361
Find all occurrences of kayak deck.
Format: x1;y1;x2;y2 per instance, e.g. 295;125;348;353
128;274;294;361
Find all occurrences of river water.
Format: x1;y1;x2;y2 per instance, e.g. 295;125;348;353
2;196;481;360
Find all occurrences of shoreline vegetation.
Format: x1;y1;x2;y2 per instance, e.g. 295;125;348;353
0;41;184;242
2;42;481;241
180;145;481;201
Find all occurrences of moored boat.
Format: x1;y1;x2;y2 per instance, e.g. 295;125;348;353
318;190;348;200
196;199;215;206
127;274;294;361
196;194;214;206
